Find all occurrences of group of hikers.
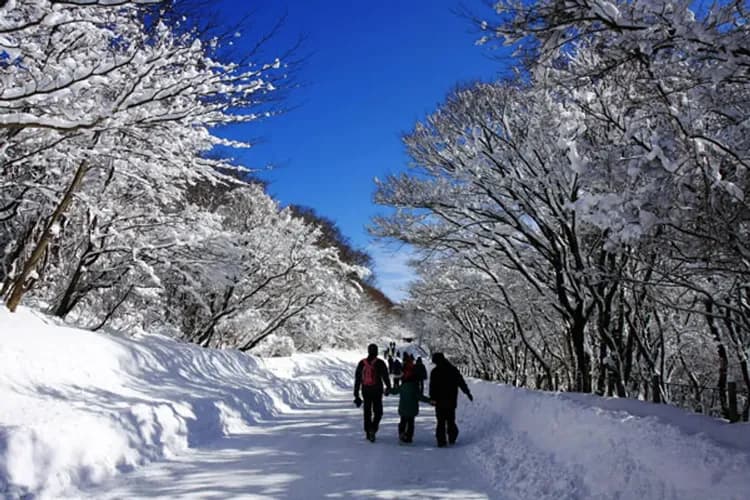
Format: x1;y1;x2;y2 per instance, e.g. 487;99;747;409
353;343;473;447
383;342;427;391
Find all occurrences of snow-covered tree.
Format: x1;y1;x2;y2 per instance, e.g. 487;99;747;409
373;0;749;417
1;1;398;357
476;0;750;415
373;82;629;392
0;0;281;311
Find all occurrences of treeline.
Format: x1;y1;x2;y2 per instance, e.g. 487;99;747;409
0;0;395;353
374;0;749;420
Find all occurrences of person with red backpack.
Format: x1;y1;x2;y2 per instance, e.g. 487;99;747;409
353;343;392;442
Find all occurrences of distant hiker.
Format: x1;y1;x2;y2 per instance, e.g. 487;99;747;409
415;356;428;394
388;354;430;443
392;355;403;389
354;343;392;442
429;352;473;448
387;355;395;376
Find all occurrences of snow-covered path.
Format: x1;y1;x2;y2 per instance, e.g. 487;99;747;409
80;390;494;499
4;308;750;500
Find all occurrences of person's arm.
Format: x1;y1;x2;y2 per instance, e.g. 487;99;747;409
354;361;363;398
455;368;473;401
378;359;392;391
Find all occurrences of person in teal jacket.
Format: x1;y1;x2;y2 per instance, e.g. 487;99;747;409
388;354;430;443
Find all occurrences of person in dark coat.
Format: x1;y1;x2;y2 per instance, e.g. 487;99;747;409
392;356;403;389
429;352;473;447
414;356;428;394
387;342;396;358
354;343;392;442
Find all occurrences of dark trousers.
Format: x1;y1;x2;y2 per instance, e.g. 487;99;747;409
362;389;383;434
435;407;458;445
398;416;415;440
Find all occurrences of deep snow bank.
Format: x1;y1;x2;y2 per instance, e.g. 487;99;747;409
0;306;357;499
461;379;750;500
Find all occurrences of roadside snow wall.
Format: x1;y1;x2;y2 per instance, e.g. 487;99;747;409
0;306;356;499
461;378;750;500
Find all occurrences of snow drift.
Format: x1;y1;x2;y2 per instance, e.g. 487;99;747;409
0;306;355;499
461;380;750;500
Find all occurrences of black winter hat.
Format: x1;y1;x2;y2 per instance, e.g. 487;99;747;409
367;343;378;357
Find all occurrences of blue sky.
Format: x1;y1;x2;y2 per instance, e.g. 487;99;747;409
215;1;505;301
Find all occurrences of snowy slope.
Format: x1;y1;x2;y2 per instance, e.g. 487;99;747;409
463;383;750;500
0;306;357;498
2;306;750;499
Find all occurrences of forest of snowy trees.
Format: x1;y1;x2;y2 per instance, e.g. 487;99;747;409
0;0;402;354
376;0;750;420
2;0;748;422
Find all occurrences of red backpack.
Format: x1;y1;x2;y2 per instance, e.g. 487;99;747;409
361;358;377;386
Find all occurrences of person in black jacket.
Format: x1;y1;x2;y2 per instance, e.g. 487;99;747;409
354;343;392;442
428;352;473;447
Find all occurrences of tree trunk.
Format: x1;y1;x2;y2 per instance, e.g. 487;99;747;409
0;222;37;297
5;159;90;312
52;247;90;317
705;300;729;416
597;341;607;396
570;312;591;392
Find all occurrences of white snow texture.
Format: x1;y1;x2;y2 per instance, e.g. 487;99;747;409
1;306;749;499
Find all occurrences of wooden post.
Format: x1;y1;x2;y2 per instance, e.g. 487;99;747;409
728;381;739;423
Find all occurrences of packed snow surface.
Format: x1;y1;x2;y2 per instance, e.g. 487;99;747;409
1;306;749;499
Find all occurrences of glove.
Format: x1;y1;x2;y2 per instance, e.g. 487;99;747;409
354;396;362;408
467;393;474;402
